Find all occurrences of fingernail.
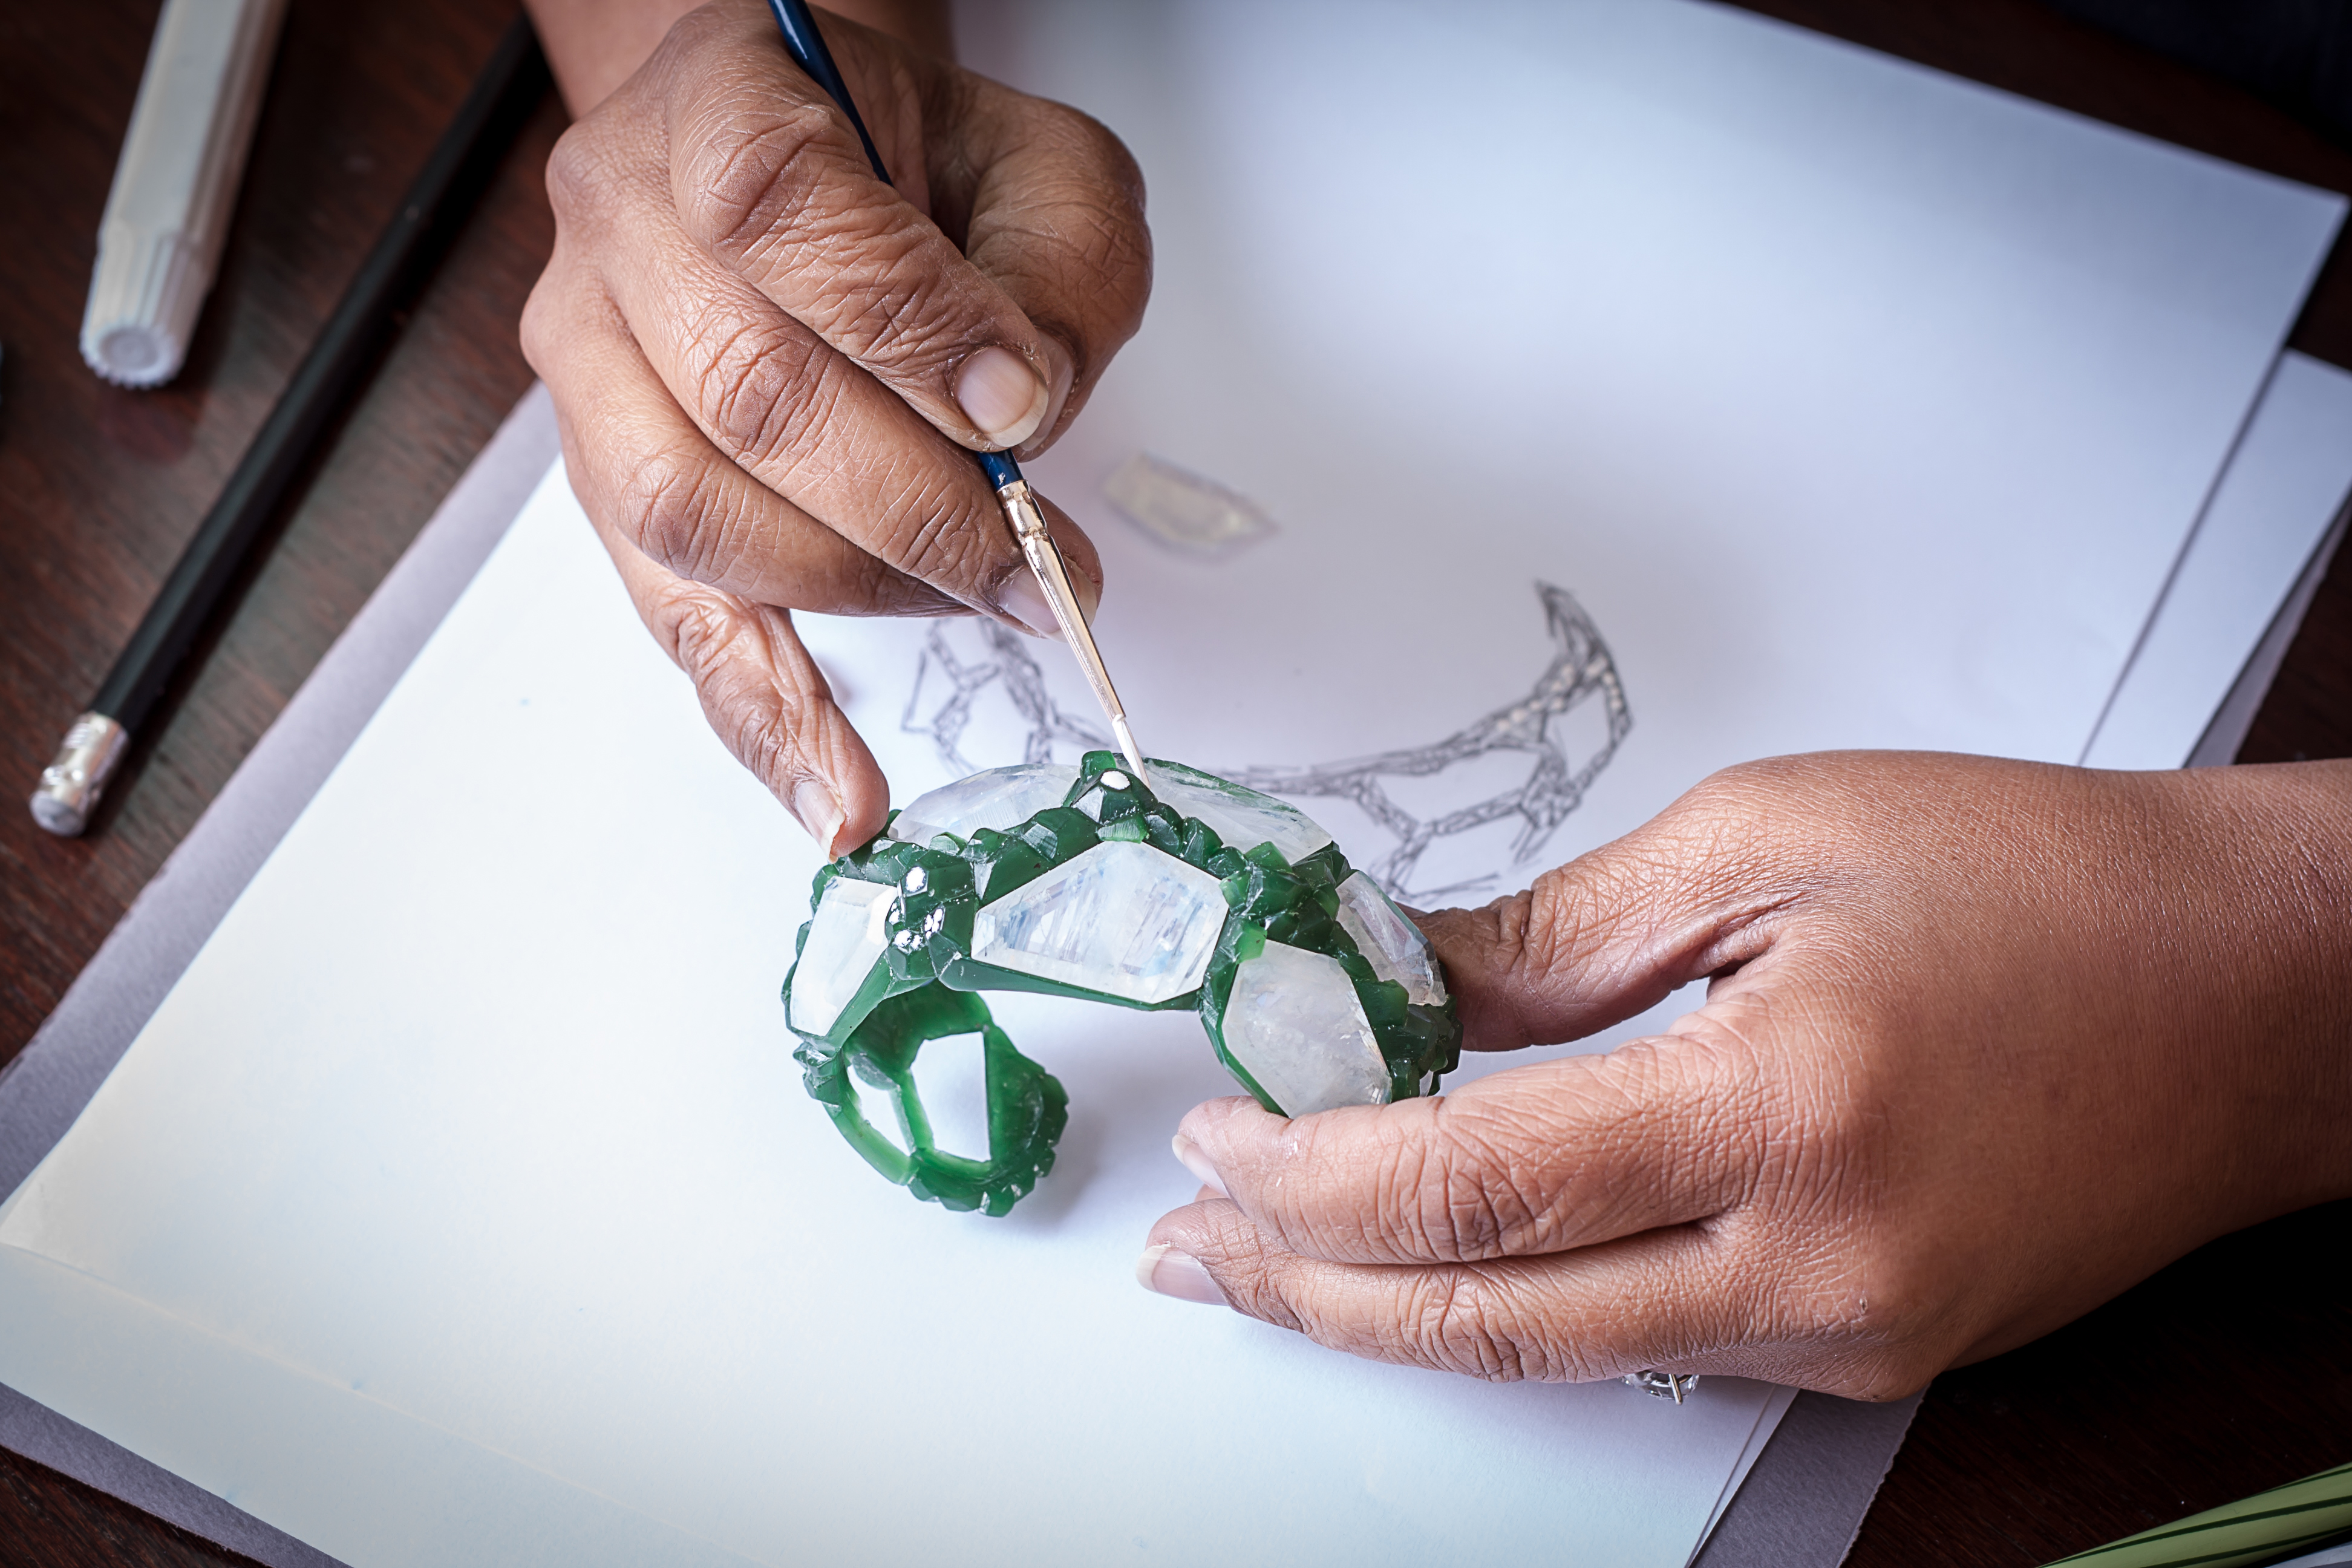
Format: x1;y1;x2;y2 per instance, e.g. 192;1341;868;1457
998;571;1062;641
1014;336;1077;459
1071;563;1101;627
1171;1133;1227;1197
955;345;1048;447
1135;1243;1228;1307
792;779;844;858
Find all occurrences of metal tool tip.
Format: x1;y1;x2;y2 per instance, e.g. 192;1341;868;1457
1111;716;1147;780
30;712;128;838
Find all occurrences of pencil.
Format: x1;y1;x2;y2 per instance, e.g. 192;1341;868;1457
30;16;551;837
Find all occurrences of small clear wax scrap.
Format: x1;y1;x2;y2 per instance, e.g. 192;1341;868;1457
1103;452;1276;555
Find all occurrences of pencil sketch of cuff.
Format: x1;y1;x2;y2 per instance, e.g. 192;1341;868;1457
1228;584;1630;903
898;582;1631;906
903;620;1113;775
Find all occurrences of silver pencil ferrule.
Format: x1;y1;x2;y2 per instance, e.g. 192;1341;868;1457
992;477;1051;541
31;711;129;837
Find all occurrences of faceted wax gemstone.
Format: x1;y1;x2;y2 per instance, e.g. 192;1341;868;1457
889;763;1079;847
1221;940;1390;1116
1145;760;1333;864
1334;872;1446;1005
788;877;898;1037
970;841;1227;1004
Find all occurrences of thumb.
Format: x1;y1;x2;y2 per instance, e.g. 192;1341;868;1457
1416;774;1805;1051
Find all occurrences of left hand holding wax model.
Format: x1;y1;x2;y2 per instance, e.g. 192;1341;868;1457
1139;753;2352;1396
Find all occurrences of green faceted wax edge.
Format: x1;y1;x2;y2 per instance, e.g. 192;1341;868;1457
781;750;1462;1212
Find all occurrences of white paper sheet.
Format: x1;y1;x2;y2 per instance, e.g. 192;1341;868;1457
2085;351;2352;770
1;471;1791;1568
4;3;2347;1564
952;0;2339;897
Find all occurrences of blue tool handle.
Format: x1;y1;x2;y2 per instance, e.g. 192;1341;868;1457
765;0;893;184
765;0;1028;489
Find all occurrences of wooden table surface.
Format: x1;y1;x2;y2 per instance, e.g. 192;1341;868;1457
1;2;2345;1564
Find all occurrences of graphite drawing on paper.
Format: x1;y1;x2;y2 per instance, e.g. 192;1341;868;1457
899;582;1631;903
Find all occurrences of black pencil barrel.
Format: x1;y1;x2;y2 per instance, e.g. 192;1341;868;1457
91;18;548;734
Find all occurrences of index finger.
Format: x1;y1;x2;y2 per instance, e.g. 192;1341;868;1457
1173;1022;1771;1269
1145;1194;1731;1385
666;3;1073;451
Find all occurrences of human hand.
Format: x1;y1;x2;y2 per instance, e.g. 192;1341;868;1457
520;0;1149;853
1138;753;2352;1396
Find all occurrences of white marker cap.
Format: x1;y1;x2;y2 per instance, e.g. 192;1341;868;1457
80;0;288;388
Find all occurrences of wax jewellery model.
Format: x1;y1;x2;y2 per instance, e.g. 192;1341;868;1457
783;753;1462;1214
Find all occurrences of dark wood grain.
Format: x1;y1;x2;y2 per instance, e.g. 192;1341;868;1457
0;1;2346;1565
0;0;560;1557
0;0;562;1050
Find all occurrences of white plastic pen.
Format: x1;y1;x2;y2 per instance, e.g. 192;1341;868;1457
82;0;289;388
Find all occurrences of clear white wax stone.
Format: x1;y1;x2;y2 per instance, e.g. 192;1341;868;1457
889;763;1078;846
787;877;898;1037
970;841;1227;1004
1220;941;1391;1117
1334;872;1446;1006
1103;452;1276;557
1145;761;1333;863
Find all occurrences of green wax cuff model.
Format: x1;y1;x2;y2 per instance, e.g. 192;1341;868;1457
2041;1460;2352;1568
782;751;1462;1214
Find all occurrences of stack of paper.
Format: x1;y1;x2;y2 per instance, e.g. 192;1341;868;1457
4;4;2348;1566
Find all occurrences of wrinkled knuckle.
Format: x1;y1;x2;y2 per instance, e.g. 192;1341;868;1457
821;259;975;373
657;589;741;682
544;121;612;227
1367;1130;1449;1258
1397;1271;1540;1383
1398;1118;1518;1261
662;599;805;786
1462;877;1599;1018
1236;1275;1308;1337
1022;97;1146;209
729;701;802;791
691;321;829;469
681;100;843;258
619;448;738;584
1198;1239;1304;1334
1679;758;1808;837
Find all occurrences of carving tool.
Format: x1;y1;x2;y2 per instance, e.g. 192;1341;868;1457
763;0;1148;779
